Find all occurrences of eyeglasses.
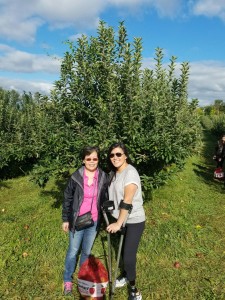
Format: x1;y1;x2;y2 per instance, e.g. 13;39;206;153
109;152;124;158
85;158;98;162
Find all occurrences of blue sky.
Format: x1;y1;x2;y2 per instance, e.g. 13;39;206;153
0;0;225;106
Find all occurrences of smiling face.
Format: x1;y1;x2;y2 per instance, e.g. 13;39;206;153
109;147;128;172
83;151;99;172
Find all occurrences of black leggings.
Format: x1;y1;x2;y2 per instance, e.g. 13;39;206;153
122;221;145;282
217;157;224;168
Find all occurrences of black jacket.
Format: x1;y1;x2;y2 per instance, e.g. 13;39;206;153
214;140;225;159
62;166;108;232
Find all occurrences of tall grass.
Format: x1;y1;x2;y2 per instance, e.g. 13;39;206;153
0;132;224;299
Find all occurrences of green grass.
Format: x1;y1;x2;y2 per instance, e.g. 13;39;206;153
0;132;225;299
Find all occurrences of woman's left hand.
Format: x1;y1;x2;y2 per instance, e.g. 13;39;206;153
107;222;121;233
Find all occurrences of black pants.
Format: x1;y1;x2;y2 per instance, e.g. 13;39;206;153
216;157;224;168
122;221;145;282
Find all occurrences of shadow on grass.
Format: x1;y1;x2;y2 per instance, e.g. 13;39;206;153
0;158;37;180
0;180;11;189
40;177;68;208
192;130;225;191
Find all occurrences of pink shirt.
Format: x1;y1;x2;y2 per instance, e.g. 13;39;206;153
79;169;99;221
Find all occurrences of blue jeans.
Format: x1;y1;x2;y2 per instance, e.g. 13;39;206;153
63;222;97;282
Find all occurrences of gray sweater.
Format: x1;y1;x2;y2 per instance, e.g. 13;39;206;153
108;164;145;224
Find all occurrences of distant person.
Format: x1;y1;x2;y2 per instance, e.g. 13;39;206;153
213;134;225;169
106;142;145;300
62;146;108;295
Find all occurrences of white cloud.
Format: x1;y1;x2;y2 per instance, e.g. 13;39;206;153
189;61;225;105
0;0;183;43
1;41;224;106
0;0;106;42
69;33;84;42
0;1;44;43
109;0;181;12
0;44;61;73
1;58;225;106
0;0;225;44
0;77;53;95
35;0;105;29
0;17;42;43
151;0;182;18
192;0;225;20
141;57;225;106
0;1;224;106
105;0;183;18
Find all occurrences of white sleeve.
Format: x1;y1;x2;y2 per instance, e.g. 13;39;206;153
124;169;140;188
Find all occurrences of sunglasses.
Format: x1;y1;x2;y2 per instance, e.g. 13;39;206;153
109;152;124;158
85;158;98;162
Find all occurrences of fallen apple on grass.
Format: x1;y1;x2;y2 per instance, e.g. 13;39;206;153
173;261;181;268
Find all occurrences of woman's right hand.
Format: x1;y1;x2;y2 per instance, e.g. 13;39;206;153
107;222;121;233
62;222;69;232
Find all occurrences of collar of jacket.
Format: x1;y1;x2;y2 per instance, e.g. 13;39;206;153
71;166;103;188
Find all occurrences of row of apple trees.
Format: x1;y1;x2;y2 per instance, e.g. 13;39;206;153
200;99;225;136
0;21;201;192
0;89;51;178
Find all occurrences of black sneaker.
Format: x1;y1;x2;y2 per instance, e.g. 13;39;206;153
128;288;142;300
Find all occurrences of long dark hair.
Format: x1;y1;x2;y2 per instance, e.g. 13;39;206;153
218;134;225;146
107;142;132;173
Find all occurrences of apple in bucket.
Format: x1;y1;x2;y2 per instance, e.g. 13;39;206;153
78;255;109;299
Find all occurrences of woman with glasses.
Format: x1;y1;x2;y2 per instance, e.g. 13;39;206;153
62;146;108;295
106;142;145;300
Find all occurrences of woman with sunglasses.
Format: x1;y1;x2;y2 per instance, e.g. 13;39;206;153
62;146;108;295
106;142;145;300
